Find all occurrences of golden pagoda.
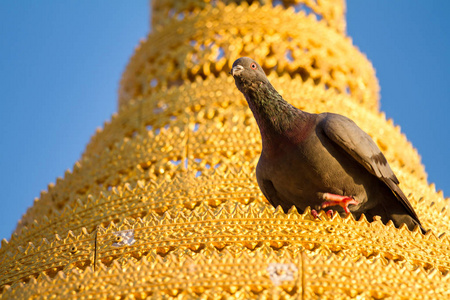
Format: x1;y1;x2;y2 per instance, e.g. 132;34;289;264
2;0;450;298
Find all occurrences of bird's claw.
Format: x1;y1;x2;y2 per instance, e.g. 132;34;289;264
326;209;334;219
311;209;334;220
321;193;358;214
311;209;322;220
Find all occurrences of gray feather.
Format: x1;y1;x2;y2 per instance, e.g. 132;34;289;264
321;113;420;221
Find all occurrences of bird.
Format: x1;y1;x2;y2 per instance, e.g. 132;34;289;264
230;57;425;233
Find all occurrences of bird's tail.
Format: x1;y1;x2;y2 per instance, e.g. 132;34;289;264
385;179;426;234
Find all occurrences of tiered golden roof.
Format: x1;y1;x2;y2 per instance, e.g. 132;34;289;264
1;0;449;298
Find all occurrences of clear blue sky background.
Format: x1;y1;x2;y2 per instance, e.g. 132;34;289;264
1;1;449;241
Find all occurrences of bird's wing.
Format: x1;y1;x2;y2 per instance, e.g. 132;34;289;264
321;113;420;221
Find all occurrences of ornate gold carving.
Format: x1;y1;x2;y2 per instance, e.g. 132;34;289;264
1;0;449;298
121;1;378;110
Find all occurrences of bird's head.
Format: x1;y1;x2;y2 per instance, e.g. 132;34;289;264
230;57;269;94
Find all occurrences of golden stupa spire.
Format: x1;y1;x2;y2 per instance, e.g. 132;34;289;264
1;0;450;298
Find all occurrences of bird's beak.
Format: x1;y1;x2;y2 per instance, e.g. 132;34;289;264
230;64;244;76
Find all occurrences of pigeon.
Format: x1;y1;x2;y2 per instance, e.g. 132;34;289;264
230;57;425;233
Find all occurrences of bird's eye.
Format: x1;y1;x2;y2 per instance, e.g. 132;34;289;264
250;63;257;70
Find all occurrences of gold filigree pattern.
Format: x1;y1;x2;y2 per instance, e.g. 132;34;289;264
1;0;449;298
120;1;378;110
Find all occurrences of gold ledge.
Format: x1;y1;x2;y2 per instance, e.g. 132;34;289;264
3;245;450;299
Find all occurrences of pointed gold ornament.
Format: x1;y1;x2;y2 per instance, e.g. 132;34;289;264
2;1;449;298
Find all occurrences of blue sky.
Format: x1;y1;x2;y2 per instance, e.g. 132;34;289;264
0;1;449;241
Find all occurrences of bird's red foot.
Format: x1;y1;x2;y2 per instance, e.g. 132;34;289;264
321;193;358;214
